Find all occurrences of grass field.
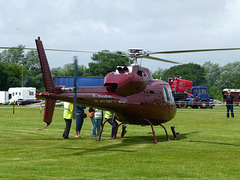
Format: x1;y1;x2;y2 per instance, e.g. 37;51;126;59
1;105;240;179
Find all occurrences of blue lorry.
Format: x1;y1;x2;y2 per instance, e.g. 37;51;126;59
176;85;215;109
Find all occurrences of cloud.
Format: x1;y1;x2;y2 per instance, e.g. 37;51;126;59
0;0;240;71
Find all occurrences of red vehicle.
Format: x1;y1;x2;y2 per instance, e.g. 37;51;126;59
168;77;193;103
168;77;192;94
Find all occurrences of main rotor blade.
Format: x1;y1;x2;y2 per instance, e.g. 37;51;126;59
0;46;94;53
0;47;35;51
149;48;240;54
142;55;180;64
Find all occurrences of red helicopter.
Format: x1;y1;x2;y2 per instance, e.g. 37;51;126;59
35;37;180;143
33;37;240;143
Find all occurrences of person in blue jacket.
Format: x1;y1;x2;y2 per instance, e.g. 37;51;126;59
75;104;86;138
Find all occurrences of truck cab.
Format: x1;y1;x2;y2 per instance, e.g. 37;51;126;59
191;86;214;109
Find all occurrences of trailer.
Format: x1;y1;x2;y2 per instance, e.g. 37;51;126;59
8;87;36;105
222;89;240;106
0;91;8;104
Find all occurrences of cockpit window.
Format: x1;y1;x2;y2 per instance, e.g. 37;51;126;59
165;86;175;104
162;88;168;103
162;86;175;104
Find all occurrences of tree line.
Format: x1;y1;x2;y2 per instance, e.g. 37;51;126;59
1;46;240;100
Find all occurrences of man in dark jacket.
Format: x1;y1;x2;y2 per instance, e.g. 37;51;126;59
223;91;234;118
75;105;86;137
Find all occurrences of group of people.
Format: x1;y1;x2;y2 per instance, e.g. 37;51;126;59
223;91;240;118
62;102;121;139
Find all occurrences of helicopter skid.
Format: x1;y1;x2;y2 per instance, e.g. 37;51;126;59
97;117;177;144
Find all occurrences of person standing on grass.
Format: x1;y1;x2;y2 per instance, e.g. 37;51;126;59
223;91;234;118
75;104;86;138
104;111;118;138
89;107;103;137
62;102;73;139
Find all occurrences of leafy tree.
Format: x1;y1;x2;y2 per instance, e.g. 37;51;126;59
201;61;240;99
85;51;130;77
0;46;27;89
0;48;45;90
202;61;222;99
4;64;23;88
19;50;44;89
202;61;221;86
0;45;25;65
162;63;206;85
51;67;64;77
0;62;9;90
233;74;240;89
51;63;87;77
24;50;41;71
215;62;240;90
152;68;165;80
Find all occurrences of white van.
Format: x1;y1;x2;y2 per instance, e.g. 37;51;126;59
8;87;36;104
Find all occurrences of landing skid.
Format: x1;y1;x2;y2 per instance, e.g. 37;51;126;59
96;118;127;142
96;118;179;144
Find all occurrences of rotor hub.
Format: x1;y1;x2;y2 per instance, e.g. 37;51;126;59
128;48;143;58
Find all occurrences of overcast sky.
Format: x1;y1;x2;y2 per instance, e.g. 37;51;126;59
1;0;240;72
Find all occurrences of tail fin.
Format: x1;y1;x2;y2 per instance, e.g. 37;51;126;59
42;98;56;126
35;37;56;128
35;37;55;92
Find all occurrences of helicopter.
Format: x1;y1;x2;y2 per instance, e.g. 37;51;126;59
35;37;181;144
2;37;240;143
34;37;240;143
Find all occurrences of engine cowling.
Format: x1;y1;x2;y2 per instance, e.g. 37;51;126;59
104;65;152;96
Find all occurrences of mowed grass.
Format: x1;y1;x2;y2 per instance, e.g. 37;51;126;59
1;105;240;179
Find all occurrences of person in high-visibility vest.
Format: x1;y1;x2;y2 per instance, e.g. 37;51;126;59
62;102;73;139
104;111;118;138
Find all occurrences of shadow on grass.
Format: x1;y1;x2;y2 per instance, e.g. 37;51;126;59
188;140;240;147
57;132;194;157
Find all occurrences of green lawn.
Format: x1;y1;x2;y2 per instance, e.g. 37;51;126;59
0;105;240;179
